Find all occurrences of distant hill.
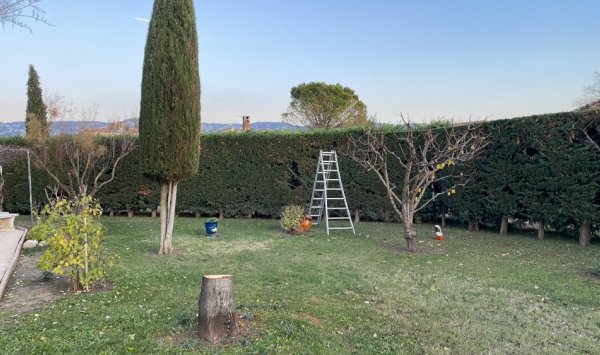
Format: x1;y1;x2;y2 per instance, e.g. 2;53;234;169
0;119;301;137
201;121;301;132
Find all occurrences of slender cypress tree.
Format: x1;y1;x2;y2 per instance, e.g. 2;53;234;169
25;64;48;138
139;0;201;254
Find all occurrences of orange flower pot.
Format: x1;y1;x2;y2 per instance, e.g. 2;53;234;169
300;217;313;232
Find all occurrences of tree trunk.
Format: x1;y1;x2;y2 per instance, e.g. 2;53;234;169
198;275;237;343
538;220;545;240
354;208;360;223
166;182;178;251
109;208;114;217
159;183;168;254
500;216;508;235
468;220;479;231
401;204;417;252
159;181;178;254
127;209;134;218
579;217;591;246
403;221;417;251
441;212;447;228
151;208;157;218
195;212;201;218
219;208;224;219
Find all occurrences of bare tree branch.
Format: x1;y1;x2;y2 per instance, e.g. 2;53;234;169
343;115;488;251
91;137;135;196
29;100;136;200
0;0;52;32
574;72;600;109
583;119;600;152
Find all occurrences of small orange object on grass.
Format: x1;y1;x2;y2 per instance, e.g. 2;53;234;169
434;225;444;241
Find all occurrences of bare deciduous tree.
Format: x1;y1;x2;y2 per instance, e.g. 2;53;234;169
29;100;135;200
33;133;135;199
344;116;488;251
0;0;51;31
575;72;600;110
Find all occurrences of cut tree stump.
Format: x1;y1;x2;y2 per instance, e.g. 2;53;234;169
197;275;237;343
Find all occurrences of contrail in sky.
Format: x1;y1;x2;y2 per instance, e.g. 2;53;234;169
132;17;150;23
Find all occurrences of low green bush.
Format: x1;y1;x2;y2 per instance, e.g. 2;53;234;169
29;194;114;291
280;205;304;233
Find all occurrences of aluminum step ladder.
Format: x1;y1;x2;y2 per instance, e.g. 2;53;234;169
308;150;355;235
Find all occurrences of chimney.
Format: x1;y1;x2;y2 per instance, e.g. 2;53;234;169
242;115;251;131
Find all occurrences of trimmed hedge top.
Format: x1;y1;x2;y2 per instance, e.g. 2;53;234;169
1;110;598;236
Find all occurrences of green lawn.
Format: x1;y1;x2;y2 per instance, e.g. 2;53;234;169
1;217;599;354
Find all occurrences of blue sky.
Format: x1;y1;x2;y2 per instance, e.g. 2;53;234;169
1;0;599;124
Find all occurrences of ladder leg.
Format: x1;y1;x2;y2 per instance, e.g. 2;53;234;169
309;150;354;235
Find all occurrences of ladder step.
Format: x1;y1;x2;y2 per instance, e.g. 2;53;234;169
311;150;354;235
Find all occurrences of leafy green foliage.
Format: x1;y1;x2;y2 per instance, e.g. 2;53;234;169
29;194;113;291
282;82;367;129
280;205;304;233
139;0;201;182
427;118;453;129
449;112;600;234
0;137;49;212
3;110;600;241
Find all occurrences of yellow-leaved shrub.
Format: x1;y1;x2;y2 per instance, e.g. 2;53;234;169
29;194;115;291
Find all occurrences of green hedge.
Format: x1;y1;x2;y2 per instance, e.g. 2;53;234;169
442;111;600;233
1;110;599;235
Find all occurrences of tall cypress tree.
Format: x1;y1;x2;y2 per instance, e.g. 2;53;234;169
25;64;48;138
139;0;201;254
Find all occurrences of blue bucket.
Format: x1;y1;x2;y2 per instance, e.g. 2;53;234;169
204;221;218;236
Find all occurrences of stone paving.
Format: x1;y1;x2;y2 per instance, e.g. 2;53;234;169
0;228;27;300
